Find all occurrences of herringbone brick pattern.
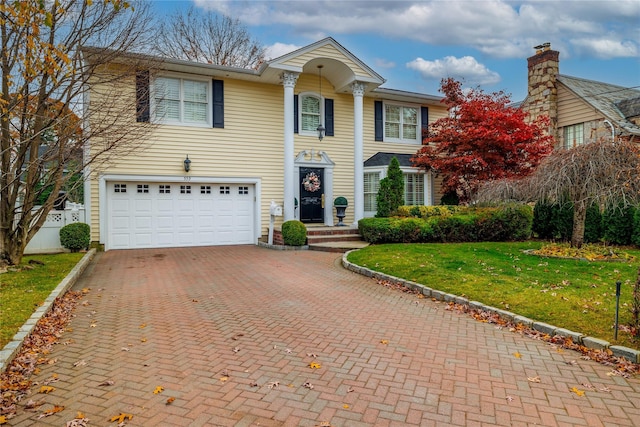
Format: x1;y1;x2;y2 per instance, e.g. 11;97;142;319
8;246;640;426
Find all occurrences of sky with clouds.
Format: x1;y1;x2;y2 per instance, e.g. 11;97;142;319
155;0;639;101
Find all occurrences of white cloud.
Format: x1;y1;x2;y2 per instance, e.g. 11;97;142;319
190;0;639;60
407;56;501;86
374;58;396;69
571;38;638;59
264;42;301;60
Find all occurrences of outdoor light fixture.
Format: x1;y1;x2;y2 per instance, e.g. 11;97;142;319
317;123;326;141
183;155;191;172
317;65;325;142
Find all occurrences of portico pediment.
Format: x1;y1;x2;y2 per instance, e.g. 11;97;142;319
267;37;385;93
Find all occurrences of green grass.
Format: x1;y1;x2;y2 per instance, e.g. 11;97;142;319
0;253;85;349
347;241;640;350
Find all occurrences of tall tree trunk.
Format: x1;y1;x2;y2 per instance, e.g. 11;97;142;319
571;200;587;248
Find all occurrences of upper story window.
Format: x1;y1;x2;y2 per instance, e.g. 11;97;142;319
153;76;209;125
299;93;323;136
384;104;418;143
563;123;584;149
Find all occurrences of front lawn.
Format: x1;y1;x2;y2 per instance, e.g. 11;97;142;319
347;242;640;350
0;253;85;349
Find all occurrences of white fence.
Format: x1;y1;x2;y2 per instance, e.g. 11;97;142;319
24;203;86;254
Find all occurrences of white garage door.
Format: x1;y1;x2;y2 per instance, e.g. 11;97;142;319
107;182;255;249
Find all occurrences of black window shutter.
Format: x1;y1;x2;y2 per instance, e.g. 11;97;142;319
294;94;299;134
421;106;429;138
135;70;150;123
374;100;383;141
212;79;224;128
324;98;334;137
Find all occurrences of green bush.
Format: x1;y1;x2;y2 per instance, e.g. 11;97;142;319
59;222;90;252
532;200;555;239
281;220;307;246
584;203;603;244
440;191;459;205
632;208;640;247
358;204;532;244
602;204;635;245
375;157;404;217
552;202;574;242
395;205;460;219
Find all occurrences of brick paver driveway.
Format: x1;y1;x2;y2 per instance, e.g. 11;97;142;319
11;246;640;426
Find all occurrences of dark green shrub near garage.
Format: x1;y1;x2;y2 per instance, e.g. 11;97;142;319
281;220;307;246
358;204;532;244
60;222;90;252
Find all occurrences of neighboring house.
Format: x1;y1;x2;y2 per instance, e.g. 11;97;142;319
82;38;448;250
522;44;640;148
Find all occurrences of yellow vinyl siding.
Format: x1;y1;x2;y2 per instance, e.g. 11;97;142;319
87;63;449;243
557;83;601;127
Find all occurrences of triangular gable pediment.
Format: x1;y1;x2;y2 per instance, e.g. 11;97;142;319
266;37;385;92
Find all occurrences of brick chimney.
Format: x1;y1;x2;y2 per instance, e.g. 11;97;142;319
525;43;559;137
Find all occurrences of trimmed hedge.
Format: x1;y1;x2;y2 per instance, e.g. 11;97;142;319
60;222;90;252
602;204;636;246
281;220;307;246
358;204;532;244
633;209;640;247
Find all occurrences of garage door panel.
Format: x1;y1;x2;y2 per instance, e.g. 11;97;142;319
107;181;255;249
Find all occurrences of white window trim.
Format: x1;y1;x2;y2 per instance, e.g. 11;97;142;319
151;73;211;127
362;166;433;217
383;102;421;144
298;91;324;138
563;122;584;149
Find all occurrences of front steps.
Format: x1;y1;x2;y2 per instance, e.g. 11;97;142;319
266;225;369;253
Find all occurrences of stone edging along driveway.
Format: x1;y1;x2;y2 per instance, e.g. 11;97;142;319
341;250;640;364
0;249;96;373
1;247;638;376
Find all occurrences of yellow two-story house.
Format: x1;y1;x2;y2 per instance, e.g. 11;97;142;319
82;37;448;250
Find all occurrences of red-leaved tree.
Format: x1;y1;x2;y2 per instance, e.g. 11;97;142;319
412;78;554;203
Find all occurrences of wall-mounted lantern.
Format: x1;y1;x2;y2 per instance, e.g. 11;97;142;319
184;155;191;172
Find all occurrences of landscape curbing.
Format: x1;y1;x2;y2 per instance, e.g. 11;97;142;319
341;249;640;364
0;249;96;373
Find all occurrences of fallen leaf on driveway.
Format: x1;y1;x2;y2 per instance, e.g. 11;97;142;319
98;380;114;386
153;386;164;394
166;397;175;405
570;387;585;396
513;352;522;359
380;340;389;345
0;416;6;425
110;413;133;423
527;376;541;383
39;385;55;394
309;362;321;369
38;405;65;418
266;381;279;389
73;360;86;367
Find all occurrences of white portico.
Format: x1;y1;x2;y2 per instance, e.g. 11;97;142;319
267;38;386;225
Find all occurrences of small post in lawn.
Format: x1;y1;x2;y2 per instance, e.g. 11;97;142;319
614;281;622;340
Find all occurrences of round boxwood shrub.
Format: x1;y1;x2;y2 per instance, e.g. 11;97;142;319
60;222;90;252
281;220;307;246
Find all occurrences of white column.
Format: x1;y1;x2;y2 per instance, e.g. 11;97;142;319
352;82;366;224
282;72;298;221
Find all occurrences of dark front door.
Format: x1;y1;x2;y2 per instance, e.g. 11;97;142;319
300;167;324;223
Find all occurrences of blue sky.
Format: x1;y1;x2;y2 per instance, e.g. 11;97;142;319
153;0;639;102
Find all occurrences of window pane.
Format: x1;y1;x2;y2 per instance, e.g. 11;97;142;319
301;113;320;131
156;99;180;121
403;173;424;206
385;105;400;122
403;124;417;140
364;172;380;212
302;96;320;114
184;101;207;123
403;107;417;125
183;80;207;103
154;77;180;121
385;122;400;138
